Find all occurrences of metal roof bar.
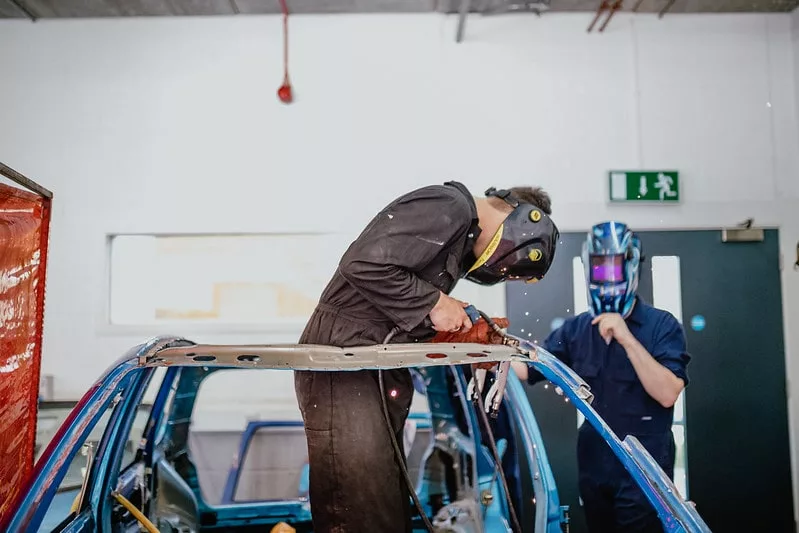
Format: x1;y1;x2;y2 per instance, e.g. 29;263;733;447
145;342;530;371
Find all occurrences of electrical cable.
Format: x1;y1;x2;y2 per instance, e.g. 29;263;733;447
380;326;436;532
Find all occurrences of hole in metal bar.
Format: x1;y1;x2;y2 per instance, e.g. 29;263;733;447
467;353;487;358
237;355;260;363
193;355;216;362
344;353;354;357
426;353;447;359
185;352;196;357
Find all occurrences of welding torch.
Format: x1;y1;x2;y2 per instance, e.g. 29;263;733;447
463;305;521;418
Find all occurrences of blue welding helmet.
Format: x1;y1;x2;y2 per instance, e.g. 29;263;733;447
582;221;642;318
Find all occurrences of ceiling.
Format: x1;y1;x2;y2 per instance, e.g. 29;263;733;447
1;0;797;19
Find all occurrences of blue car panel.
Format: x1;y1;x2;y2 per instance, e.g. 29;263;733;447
3;335;712;533
527;339;711;533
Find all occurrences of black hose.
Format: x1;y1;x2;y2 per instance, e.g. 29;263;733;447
471;376;523;533
478;309;503;335
380;327;436;532
471;310;524;532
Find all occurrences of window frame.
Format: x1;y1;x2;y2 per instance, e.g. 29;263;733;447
12;364;142;533
98;232;344;337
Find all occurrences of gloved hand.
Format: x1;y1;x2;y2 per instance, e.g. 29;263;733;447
431;316;510;370
431;317;509;344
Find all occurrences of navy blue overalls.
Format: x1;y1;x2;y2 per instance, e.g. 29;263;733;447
529;297;690;533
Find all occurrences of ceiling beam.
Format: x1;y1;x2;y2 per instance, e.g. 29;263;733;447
1;0;798;19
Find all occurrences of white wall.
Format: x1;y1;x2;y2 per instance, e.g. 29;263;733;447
1;10;799;517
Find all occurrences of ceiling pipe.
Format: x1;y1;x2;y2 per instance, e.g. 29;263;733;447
598;0;622;31
587;0;608;32
658;0;676;17
7;0;36;21
455;0;471;43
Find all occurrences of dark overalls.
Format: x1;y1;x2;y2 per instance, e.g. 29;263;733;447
528;297;690;533
295;181;482;533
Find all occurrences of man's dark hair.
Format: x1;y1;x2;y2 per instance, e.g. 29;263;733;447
509;186;552;215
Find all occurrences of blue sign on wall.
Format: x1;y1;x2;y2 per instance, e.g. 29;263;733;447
690;315;706;332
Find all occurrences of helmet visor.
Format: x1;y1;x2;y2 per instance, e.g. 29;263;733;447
589;254;625;283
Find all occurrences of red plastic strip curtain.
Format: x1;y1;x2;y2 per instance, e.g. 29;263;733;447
0;182;51;521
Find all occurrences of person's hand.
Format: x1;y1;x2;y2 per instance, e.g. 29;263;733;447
429;292;472;333
431;317;510;371
591;313;634;346
431;317;509;344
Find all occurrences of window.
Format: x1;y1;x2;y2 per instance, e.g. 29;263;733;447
108;234;347;327
186;368;433;506
119;367;170;472
189;368;303;505
232;424;310;502
37;401;118;532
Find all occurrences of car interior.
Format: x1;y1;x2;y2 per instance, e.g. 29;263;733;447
98;365;526;533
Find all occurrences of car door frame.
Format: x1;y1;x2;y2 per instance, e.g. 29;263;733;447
505;372;566;533
3;339;172;533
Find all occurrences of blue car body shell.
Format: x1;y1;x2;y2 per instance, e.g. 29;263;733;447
1;336;711;533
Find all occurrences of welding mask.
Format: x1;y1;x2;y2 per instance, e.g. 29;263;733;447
582;221;642;318
466;187;559;286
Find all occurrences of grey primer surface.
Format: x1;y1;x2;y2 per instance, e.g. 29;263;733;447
506;229;793;533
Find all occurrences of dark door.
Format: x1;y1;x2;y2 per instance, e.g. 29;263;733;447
507;229;793;533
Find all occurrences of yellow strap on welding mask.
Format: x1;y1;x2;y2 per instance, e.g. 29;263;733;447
468;223;504;273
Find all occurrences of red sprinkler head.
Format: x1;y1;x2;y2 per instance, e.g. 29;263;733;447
277;0;293;104
277;81;293;104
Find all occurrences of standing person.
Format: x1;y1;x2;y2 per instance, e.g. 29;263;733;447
295;182;559;533
515;221;691;533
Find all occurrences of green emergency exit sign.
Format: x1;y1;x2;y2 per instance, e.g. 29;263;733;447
608;171;680;203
